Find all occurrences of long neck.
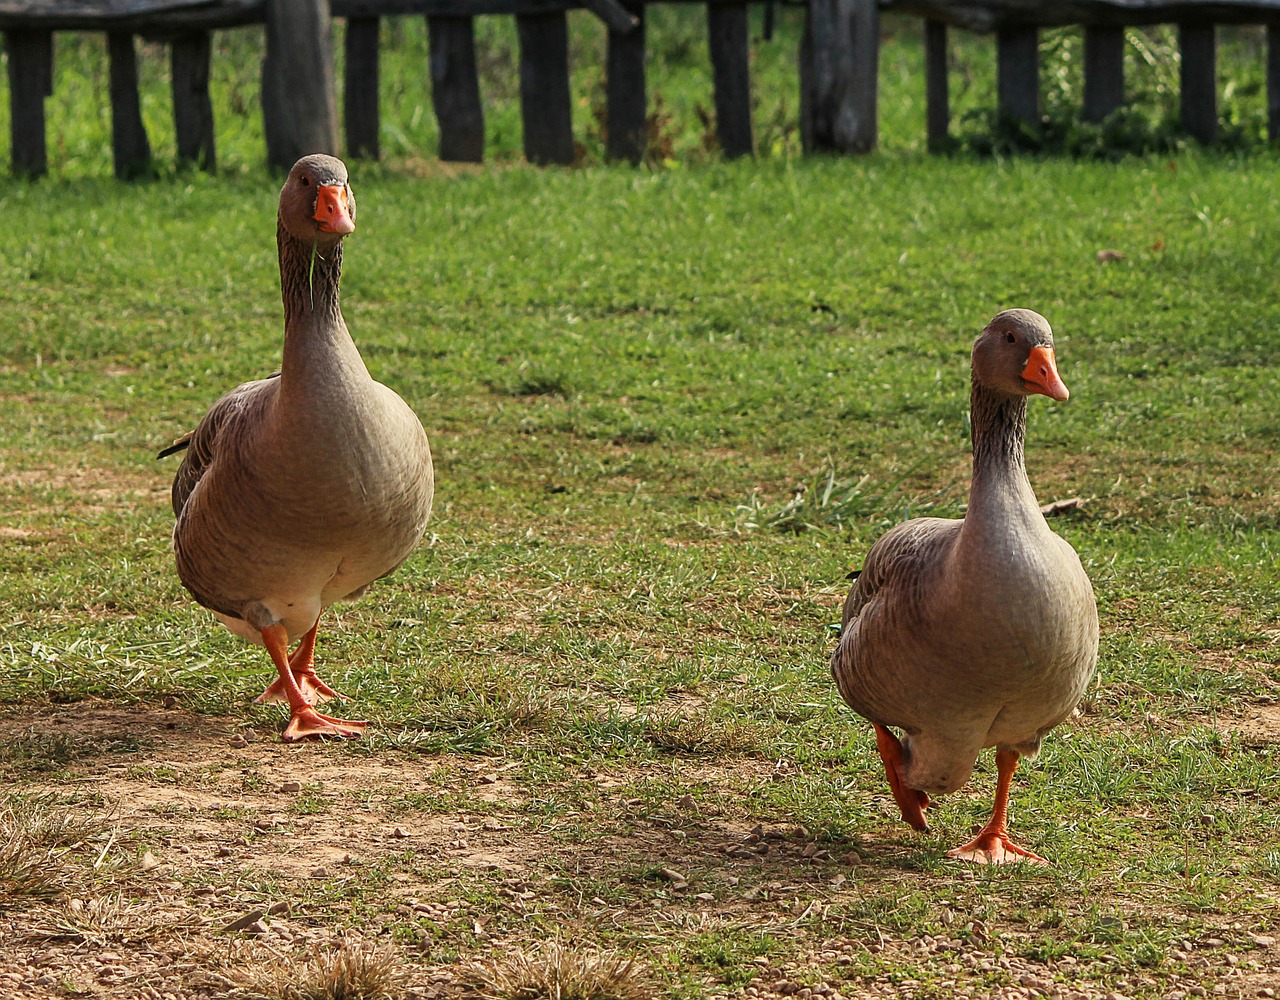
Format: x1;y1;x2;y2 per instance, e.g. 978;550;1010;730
966;380;1041;524
276;222;367;388
279;221;343;332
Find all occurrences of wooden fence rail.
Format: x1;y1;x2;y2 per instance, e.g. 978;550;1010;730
2;0;1280;178
891;0;1280;147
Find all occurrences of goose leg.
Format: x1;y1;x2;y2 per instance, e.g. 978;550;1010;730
254;622;346;705
947;747;1047;865
873;724;930;832
259;624;367;741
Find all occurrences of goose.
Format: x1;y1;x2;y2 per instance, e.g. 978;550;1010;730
830;309;1097;863
161;154;434;741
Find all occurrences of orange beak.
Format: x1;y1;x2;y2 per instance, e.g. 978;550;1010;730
1022;346;1069;401
313;184;355;235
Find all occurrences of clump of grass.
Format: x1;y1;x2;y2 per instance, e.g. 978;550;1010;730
462;940;657;1000
0;834;64;899
42;893;173;945
488;369;574;398
0;794;115;899
734;467;948;534
0;728;146;775
226;941;405;1000
640;712;769;756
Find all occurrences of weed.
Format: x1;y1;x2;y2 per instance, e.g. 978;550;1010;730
0;795;118;900
225;941;405;1000
462;940;657;1000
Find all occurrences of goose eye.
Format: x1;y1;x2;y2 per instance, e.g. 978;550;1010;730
1005;332;1016;344
300;176;310;187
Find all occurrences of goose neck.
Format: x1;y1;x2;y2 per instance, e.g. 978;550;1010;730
278;222;344;329
967;381;1038;516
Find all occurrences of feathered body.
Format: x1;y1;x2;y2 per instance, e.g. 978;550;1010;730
167;154;433;739
831;309;1098;862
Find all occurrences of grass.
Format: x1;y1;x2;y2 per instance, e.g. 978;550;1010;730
226;941;406;1000
0;13;1279;1000
0;794;128;900
462;940;658;1000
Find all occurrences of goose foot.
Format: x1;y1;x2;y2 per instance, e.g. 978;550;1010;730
947;830;1047;865
946;746;1047;865
259;623;365;743
255;667;345;706
253;621;347;705
281;706;368;742
873;724;930;832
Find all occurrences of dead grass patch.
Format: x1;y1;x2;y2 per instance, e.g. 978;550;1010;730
461;940;657;1000
0;793;119;899
640;711;772;756
0;726;147;775
222;940;406;1000
30;892;177;946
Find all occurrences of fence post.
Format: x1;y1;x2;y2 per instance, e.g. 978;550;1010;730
924;19;948;151
345;17;381;160
801;0;878;154
1269;22;1280;143
1083;25;1125;124
517;12;575;165
1179;23;1217;143
172;32;216;171
996;26;1039;128
5;29;52;179
428;16;485;162
108;32;153;180
606;1;647;163
708;2;753;157
263;0;340;170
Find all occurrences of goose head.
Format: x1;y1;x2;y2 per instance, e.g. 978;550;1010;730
972;308;1069;402
278;154;356;243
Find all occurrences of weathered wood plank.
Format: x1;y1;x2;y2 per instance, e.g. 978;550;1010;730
1179;22;1218;143
516;11;574;165
801;0;878;154
0;0;262;33
996;24;1039;127
1083;24;1124;123
925;18;949;150
5;28;52;178
108;31;154;179
883;0;1280;34
581;0;638;33
1267;21;1279;142
0;0;1271;37
172;31;216;170
605;0;646;163
707;1;753;157
344;15;381;159
262;0;339;170
427;15;485;162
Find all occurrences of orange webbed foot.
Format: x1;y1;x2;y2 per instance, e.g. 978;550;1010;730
281;706;368;741
946;747;1046;864
256;669;346;706
873;724;930;832
947;830;1047;865
292;667;346;702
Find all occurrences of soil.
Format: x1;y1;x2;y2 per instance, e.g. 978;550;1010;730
0;704;1276;1000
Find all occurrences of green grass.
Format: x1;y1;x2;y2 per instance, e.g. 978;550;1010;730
1;17;1279;998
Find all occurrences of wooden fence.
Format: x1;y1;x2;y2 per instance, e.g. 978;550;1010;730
2;0;1279;178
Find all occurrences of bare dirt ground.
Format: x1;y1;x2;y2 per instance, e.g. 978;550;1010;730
0;704;1277;1000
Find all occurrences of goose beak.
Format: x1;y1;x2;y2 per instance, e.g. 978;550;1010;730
314;184;355;235
1022;346;1069;401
